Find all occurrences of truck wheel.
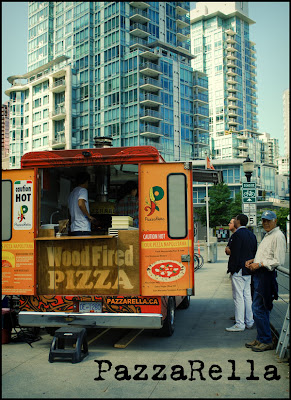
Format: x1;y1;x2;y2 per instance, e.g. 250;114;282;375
159;297;175;336
178;295;191;310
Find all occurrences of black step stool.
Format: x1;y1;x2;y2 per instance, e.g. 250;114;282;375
49;327;88;363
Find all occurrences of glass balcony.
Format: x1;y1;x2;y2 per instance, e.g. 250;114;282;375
130;23;150;38
140;77;162;92
50;79;65;93
226;59;237;68
130;37;149;51
130;8;150;24
177;31;189;42
193;93;208;104
140;92;162;106
229;118;239;125
226;36;236;44
140;108;163;122
50;105;66;120
228;93;239;101
177;41;191;52
140;124;163;138
226;44;236;52
129;2;150;10
227;85;238;93
176;14;190;29
227;68;238;77
140;49;160;61
194;121;209;132
176;3;189;16
140;62;162;77
193;78;208;90
225;29;235;36
51;131;65;149
227;101;238;109
194;106;208;118
228;109;238;117
227;78;237;85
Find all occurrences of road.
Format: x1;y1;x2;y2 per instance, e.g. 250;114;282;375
2;246;289;399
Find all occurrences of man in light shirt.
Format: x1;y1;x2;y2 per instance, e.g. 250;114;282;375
68;171;96;236
245;210;286;352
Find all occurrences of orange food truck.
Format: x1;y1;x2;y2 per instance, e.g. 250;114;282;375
2;142;220;336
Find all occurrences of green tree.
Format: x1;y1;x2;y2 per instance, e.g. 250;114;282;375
229;190;242;218
196;182;232;228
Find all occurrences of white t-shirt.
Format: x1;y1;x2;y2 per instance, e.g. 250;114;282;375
68;186;90;232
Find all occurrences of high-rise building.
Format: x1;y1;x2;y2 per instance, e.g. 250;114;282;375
283;88;289;158
2;101;10;168
190;2;266;164
260;132;279;166
5;2;210;169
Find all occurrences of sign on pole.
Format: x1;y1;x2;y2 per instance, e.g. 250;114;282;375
242;183;257;226
242;182;256;203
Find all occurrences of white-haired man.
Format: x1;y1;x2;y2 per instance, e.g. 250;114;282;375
245;210;286;352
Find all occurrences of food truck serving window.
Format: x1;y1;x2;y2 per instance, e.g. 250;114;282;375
2;180;12;241
167;173;188;239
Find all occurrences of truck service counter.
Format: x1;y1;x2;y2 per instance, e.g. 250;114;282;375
35;231;140;296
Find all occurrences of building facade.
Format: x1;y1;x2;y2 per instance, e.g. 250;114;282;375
260;132;279;166
283;88;289;158
2;101;10;159
190;2;267;164
5;2;211;169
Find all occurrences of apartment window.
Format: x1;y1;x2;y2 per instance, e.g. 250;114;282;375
33;125;41;135
33;84;42;95
33;138;41;148
33;98;42;108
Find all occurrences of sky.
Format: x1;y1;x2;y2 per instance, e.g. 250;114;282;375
1;2;290;156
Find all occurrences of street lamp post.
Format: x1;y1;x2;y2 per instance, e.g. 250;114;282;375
242;155;256;234
242;155;255;182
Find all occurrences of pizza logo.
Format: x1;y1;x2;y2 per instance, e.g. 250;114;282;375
147;260;186;282
18;205;28;222
145;186;164;216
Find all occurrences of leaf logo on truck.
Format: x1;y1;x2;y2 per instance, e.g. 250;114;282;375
145;186;164;216
17;205;28;222
147;260;186;282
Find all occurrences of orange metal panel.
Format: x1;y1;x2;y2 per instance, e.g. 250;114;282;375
2;169;37;295
139;163;194;296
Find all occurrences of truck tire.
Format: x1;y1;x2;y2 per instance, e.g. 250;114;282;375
159;296;175;336
178;295;191;309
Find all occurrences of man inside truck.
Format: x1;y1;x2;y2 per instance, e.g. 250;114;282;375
68;171;96;236
115;180;139;227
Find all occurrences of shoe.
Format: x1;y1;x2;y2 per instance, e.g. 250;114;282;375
252;342;274;352
246;324;254;329
245;339;260;348
225;324;245;332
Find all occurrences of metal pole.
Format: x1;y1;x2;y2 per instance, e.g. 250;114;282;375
206;182;210;262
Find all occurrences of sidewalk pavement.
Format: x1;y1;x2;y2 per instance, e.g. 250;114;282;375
2;245;289;399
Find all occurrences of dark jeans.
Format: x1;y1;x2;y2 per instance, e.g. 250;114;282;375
252;274;272;344
70;231;91;236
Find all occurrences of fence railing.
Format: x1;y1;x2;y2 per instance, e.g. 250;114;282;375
271;265;289;359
